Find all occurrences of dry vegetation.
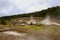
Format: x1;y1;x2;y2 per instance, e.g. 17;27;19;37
0;25;60;40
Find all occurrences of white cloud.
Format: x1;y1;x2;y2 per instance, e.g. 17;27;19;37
10;0;48;13
25;3;48;13
0;0;60;16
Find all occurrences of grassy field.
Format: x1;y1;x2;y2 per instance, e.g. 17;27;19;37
0;25;60;40
0;25;60;33
0;25;43;32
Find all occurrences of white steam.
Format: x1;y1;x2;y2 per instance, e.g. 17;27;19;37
39;15;60;26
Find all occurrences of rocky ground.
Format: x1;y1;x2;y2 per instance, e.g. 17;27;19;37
0;25;60;40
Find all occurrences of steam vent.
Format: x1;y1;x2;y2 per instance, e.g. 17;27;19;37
27;16;37;25
39;16;60;26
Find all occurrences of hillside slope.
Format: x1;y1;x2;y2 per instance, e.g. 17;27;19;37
0;6;60;25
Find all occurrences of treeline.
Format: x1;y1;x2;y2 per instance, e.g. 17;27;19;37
0;6;60;20
0;6;60;25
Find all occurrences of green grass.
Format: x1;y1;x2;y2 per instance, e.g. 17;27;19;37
24;25;43;31
0;25;60;40
0;25;60;33
8;25;43;33
0;25;44;33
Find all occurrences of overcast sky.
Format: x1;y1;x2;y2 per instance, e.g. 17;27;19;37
0;0;60;17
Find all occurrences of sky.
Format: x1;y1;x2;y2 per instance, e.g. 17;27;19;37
0;0;60;17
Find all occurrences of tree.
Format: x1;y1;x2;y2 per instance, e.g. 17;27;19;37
0;19;7;25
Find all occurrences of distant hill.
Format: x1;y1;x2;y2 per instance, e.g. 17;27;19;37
0;6;60;20
0;6;60;25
